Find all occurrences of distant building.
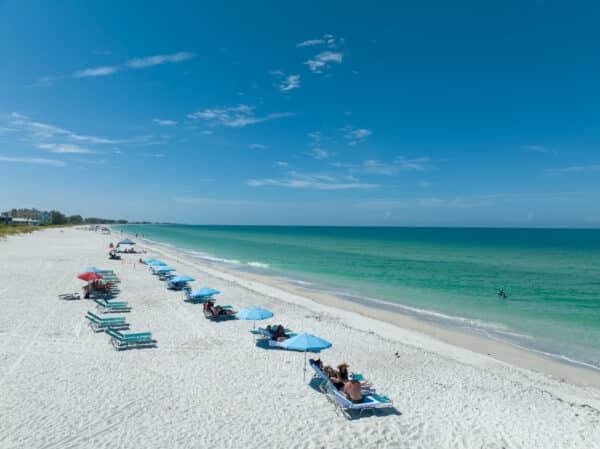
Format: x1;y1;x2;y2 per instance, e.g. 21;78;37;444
2;208;51;225
11;217;40;225
0;215;11;224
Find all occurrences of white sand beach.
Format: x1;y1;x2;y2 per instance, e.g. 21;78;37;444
1;228;600;449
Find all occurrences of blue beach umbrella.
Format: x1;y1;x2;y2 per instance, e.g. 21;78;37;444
117;238;136;245
84;266;102;273
153;266;175;273
148;259;167;266
170;275;195;283
189;287;220;299
236;306;274;329
280;333;332;379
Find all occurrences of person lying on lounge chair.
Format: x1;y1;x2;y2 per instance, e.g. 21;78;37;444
343;379;363;403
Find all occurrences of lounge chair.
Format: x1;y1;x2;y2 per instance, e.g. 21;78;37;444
167;281;188;291
85;311;130;332
58;292;81;300
202;301;237;321
94;298;131;313
324;383;393;419
308;360;393;419
106;329;157;351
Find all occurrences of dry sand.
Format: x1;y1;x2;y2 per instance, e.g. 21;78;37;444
1;228;599;449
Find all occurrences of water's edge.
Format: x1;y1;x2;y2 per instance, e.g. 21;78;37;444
115;227;600;375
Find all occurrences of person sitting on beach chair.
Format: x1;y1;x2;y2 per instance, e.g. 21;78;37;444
266;324;288;341
337;363;350;383
343;379;363;404
309;358;323;369
323;366;345;390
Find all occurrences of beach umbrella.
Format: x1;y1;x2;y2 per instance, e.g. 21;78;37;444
170;275;195;283
78;272;103;282
236;306;273;330
153;266;175;273
117;238;136;245
148;259;167;266
280;333;332;379
189;287;220;299
83;266;102;273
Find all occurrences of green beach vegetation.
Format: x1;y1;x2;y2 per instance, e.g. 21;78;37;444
0;208;128;238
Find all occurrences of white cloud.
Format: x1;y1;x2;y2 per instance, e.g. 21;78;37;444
274;161;289;167
9;113;118;144
270;71;301;92
153;118;178;126
305;51;343;73
307;131;322;142
545;164;600;175
246;171;377;190
418;180;432;189
73;66;120;78
249;143;270;150
126;51;195;69
523;144;557;156
173;196;262;207
72;51;195;79
188;104;294;128
297;39;326;48
362;157;432;175
280;74;301;91
343;127;372;145
308;148;329;160
143;152;165;158
0;156;65;167
36;143;92;154
297;34;338;48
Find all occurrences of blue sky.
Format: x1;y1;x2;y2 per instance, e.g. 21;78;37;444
1;0;599;226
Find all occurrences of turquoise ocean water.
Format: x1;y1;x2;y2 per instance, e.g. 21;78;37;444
117;225;600;370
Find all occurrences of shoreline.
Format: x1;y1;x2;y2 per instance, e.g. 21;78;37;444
3;227;600;449
131;233;600;390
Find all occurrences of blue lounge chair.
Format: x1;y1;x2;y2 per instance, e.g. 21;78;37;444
324;383;393;419
308;360;393;419
106;329;157;351
203;301;237;321
167;281;184;290
85;311;130;332
94;298;131;313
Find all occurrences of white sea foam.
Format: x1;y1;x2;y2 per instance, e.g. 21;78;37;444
247;261;270;269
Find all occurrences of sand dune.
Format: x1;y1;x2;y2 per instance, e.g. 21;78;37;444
1;228;599;449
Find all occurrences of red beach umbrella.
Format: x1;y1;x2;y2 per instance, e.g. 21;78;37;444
78;272;103;282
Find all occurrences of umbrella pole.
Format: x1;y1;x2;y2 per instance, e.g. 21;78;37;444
303;351;307;381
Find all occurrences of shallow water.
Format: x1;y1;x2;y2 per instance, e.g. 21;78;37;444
116;224;600;370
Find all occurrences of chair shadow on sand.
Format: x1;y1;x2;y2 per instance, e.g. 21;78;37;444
254;338;281;350
307;374;402;420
